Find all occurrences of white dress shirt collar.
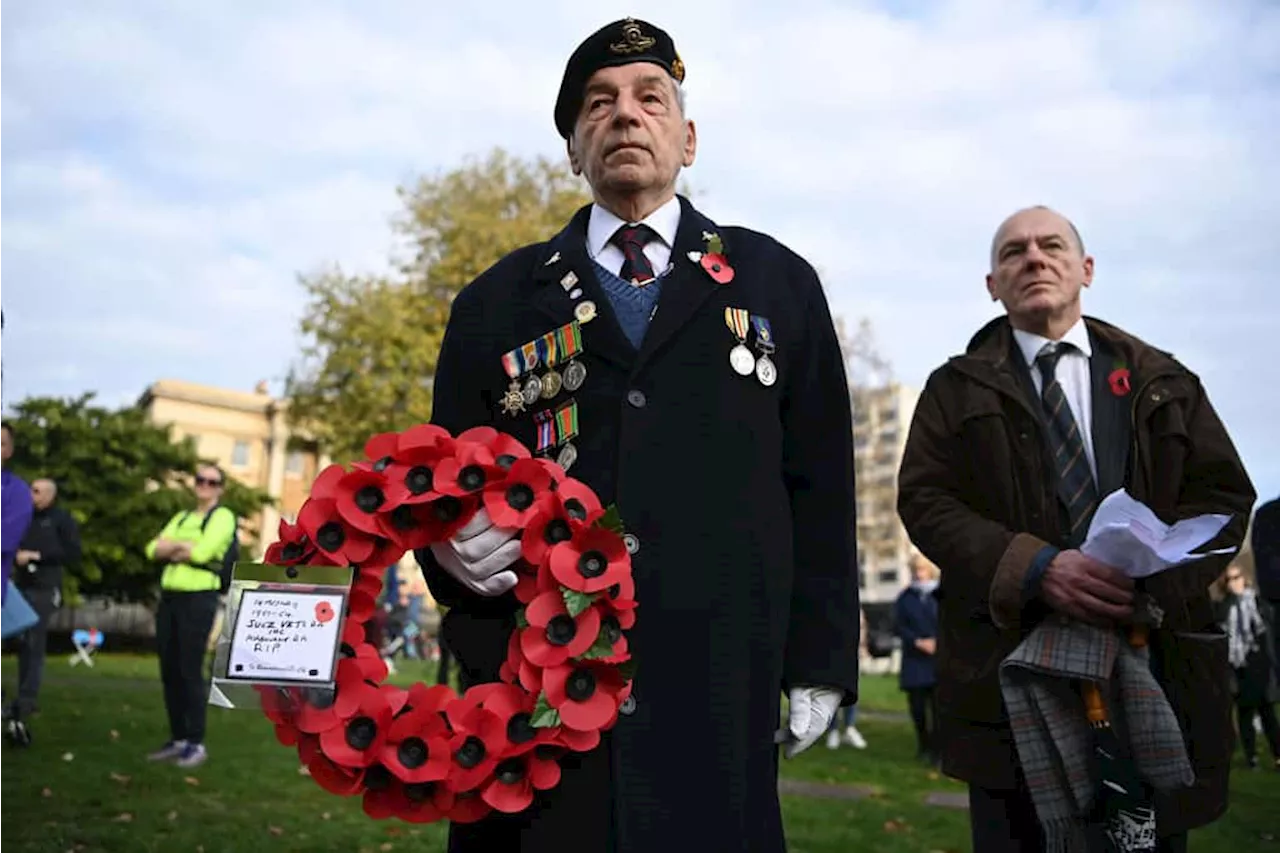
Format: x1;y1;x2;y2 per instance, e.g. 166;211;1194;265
1012;317;1092;368
586;195;682;260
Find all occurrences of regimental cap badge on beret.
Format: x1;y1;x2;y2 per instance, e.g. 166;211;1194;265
609;18;656;55
554;17;685;139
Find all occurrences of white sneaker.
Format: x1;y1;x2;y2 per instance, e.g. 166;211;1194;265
843;726;867;749
825;729;841;750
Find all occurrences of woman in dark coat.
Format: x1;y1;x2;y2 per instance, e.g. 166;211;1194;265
1217;565;1280;770
894;552;939;763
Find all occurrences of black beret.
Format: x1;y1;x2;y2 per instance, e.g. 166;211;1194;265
554;17;685;140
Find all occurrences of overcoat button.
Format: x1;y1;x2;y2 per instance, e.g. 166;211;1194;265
622;533;640;554
627;390;647;409
619;695;637;716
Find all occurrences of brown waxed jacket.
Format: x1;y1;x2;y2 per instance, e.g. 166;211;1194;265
897;314;1256;836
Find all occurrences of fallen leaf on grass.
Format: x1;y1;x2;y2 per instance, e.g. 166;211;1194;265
380;845;394;852
62;752;75;762
109;772;131;785
322;812;331;821
298;764;312;776
883;818;912;833
268;826;284;836
112;813;133;823
109;729;120;741
927;771;940;781
41;787;53;798
184;776;201;786
167;811;178;822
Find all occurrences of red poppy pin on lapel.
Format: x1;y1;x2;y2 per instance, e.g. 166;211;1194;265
687;231;734;284
1108;364;1131;397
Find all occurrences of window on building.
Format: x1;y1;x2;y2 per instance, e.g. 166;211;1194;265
232;439;250;468
877;569;899;585
286;450;305;476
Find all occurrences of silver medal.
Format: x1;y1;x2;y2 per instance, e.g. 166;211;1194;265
755;354;777;386
729;344;756;376
555;442;578;472
521;375;543;405
563;359;587;392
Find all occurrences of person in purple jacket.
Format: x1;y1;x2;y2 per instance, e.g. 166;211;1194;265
2;422;35;606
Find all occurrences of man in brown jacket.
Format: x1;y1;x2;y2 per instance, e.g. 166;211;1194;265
898;205;1256;852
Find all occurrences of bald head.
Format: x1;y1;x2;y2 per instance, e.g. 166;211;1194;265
32;478;57;510
990;205;1085;268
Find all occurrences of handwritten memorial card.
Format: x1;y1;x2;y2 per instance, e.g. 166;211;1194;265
226;589;345;684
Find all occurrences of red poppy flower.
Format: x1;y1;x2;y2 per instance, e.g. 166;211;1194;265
521;500;588;568
478;683;558;757
591;610;630;663
543;660;627;732
444;683;507;729
553;723;601;753
700;252;734;284
501;628;544;695
549;527;631;594
480;748;562;813
379;498;464;552
319;687;394;767
456;426;534;472
348;641;389;682
347;586;378;623
381;443;450;507
513;557;558;606
433;441;504;498
601;572;638;629
263;518;313;565
308;751;367;796
399;423;454;453
404;682;457;716
353;568;385;601
379;685;411;717
298;496;378;567
295;658;381;734
553;477;603;524
381;700;452;784
483;458;554;529
1109;367;1131;397
341;617;370;648
360;431;402;470
443;706;508;792
364;778;456;822
257;685;296;726
520;590;602;668
445;790;493;824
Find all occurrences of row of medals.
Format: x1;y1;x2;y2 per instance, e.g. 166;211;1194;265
513;356;587;409
730;339;777;386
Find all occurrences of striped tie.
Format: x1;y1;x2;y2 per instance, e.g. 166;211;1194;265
1035;343;1098;544
611;224;657;285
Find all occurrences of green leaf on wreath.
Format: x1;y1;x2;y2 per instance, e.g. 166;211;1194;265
530;692;561;728
594;503;626;534
577;632;616;660
616;657;639;682
514;609;529;629
562;587;596;618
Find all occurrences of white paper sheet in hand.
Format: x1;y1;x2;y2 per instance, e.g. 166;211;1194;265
1080;489;1238;579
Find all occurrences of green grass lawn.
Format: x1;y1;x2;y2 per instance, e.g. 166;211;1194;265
2;654;1274;852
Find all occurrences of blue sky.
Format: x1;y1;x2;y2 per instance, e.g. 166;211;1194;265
3;0;1278;507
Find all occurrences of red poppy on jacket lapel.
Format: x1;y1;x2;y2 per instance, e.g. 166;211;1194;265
1108;366;1132;397
700;252;734;284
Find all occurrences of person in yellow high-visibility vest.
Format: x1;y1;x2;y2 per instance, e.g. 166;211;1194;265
142;464;236;769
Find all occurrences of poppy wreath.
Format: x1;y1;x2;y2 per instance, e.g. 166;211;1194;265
254;424;637;824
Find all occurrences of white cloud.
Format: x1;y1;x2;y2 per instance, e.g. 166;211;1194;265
3;0;1277;501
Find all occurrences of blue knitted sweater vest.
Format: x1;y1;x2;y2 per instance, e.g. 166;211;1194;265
589;258;668;350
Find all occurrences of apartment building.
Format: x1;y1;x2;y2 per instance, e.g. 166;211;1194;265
852;382;920;607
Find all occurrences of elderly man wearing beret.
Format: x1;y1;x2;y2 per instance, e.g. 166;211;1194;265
416;16;862;853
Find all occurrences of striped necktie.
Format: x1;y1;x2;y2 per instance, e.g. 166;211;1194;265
611;224;658;285
1035;342;1098;544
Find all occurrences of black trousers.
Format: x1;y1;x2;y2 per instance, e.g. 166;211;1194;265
906;685;938;755
1236;699;1280;762
14;586;60;719
155;591;219;744
969;782;1188;853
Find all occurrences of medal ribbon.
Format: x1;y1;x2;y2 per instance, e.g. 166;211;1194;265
557;321;583;361
500;351;521;379
539;330;560;368
723;307;749;341
554;400;579;442
750;315;773;349
534;411;555;452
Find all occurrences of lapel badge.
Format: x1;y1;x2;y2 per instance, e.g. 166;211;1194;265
687;250;703;263
575;300;598;325
544;251;561;267
560;271;579;292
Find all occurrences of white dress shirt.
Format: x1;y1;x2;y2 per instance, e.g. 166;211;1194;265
1012;319;1097;481
586;195;681;282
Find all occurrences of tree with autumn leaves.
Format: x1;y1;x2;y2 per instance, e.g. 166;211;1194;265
286;147;890;462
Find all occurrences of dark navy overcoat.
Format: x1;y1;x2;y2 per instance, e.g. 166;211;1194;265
419;196;861;853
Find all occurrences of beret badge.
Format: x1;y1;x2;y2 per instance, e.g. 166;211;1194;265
610;18;657;55
671;54;685;82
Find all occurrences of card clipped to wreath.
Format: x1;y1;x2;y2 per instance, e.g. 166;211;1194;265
218;425;637;824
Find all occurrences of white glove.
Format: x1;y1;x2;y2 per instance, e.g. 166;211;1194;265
775;685;843;759
428;507;522;597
